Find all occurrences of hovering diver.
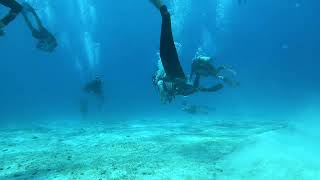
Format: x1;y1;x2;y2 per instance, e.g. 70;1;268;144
21;3;57;52
150;0;226;103
191;55;239;88
80;76;104;115
83;76;103;97
0;0;23;36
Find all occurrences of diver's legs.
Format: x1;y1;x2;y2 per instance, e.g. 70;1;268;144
21;3;44;29
29;7;44;29
21;12;36;32
150;0;186;80
0;0;23;27
160;6;186;80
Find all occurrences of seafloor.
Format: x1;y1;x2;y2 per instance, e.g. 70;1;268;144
0;112;319;179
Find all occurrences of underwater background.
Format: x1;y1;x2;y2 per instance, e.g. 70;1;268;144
0;0;320;179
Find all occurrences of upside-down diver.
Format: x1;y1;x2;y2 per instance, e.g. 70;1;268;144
150;0;238;103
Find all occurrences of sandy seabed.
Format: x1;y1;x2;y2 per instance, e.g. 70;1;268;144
0;113;318;180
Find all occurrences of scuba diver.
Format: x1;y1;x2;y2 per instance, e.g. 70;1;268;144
21;3;57;52
150;0;225;104
83;76;103;98
0;0;23;36
190;56;225;79
82;76;104;111
191;55;239;88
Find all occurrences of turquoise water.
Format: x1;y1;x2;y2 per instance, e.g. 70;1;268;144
1;0;319;179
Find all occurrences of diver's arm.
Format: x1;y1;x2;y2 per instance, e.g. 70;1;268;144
0;0;23;27
150;0;186;80
199;84;224;92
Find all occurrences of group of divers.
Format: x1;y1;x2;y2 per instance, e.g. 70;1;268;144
1;0;239;114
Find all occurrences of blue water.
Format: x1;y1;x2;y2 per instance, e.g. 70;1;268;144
1;0;319;119
0;0;320;179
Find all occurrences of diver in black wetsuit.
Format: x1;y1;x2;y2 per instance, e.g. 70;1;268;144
82;76;104;112
21;3;57;52
0;0;23;36
190;56;226;79
150;0;224;103
83;76;103;97
191;56;239;88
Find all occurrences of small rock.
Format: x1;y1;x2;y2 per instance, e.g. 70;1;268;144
0;168;4;171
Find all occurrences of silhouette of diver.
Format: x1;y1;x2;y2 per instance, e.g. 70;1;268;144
83;76;103;97
191;56;239;88
82;76;104;112
0;0;23;36
150;0;224;103
21;3;57;52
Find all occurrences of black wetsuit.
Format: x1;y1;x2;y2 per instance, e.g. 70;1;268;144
158;5;223;96
160;6;185;80
0;0;22;26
